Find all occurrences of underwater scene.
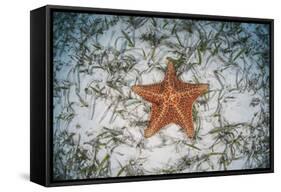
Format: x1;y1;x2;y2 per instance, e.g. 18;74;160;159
52;11;270;180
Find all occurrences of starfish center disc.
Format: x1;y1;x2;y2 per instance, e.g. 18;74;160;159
167;93;180;105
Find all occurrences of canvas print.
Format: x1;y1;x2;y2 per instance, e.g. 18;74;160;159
52;11;271;181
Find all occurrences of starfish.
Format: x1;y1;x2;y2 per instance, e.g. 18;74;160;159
132;59;208;138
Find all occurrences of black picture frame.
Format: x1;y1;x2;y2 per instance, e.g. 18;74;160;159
30;5;274;187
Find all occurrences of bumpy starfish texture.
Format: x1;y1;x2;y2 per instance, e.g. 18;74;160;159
132;60;208;138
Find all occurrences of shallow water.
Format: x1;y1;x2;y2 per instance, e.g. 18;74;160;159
52;12;270;180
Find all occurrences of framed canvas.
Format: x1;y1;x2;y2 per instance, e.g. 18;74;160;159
30;5;274;187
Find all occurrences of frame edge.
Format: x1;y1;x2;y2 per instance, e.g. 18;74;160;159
30;6;48;186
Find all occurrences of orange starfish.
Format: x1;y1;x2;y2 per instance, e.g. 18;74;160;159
132;59;208;138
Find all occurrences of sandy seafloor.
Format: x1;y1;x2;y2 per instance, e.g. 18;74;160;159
52;12;270;180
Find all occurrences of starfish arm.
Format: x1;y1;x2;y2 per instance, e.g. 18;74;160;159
179;84;208;100
174;104;195;138
163;61;177;89
144;104;170;138
132;83;163;104
175;78;192;92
